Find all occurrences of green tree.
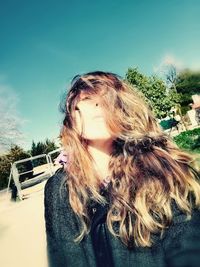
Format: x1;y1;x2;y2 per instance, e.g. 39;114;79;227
175;69;200;114
31;139;58;156
31;141;45;156
30;139;59;166
0;145;31;190
125;68;181;119
31;141;37;156
44;138;58;154
176;69;200;95
8;145;31;162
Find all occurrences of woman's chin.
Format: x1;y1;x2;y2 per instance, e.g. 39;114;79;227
83;132;113;141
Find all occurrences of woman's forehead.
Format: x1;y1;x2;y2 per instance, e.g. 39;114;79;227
78;94;100;103
78;90;105;100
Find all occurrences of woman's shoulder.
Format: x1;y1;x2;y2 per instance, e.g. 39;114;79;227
45;167;66;189
162;206;200;266
170;193;200;223
44;167;68;205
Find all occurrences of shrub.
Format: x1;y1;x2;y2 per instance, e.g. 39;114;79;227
173;127;200;153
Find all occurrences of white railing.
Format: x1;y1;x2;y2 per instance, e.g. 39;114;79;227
7;148;61;201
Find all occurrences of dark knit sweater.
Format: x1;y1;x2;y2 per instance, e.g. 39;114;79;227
44;168;200;267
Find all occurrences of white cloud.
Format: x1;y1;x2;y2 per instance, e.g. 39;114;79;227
162;55;184;69
0;80;27;154
153;54;200;76
153;54;184;75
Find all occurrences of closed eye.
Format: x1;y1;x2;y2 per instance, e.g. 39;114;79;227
82;96;91;101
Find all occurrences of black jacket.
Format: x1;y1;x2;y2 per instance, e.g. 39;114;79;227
44;168;200;267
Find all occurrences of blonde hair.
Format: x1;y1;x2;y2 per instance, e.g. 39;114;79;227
60;71;200;247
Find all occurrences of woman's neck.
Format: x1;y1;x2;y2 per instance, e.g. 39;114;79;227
88;138;113;154
88;139;113;180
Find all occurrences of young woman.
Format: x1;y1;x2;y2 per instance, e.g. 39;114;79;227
44;71;200;267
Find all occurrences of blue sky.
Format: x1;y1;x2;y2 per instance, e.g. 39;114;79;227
0;0;200;151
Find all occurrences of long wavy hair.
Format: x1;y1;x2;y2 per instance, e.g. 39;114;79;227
60;71;200;247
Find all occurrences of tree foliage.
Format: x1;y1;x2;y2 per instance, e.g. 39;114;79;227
125;68;181;119
176;69;200;108
30;139;59;166
0;145;31;190
176;69;200;94
31;138;58;156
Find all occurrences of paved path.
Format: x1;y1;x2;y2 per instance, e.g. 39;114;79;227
0;180;48;267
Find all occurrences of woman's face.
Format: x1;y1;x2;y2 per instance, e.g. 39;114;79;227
74;94;113;141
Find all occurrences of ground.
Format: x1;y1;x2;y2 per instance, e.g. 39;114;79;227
0;179;48;267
